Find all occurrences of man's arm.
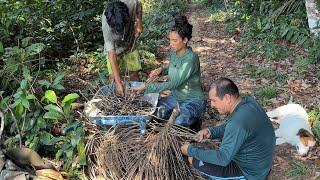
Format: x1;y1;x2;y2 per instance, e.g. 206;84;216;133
187;123;248;166
208;124;226;139
108;51;124;96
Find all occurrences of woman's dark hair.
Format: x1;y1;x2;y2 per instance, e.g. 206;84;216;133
104;1;129;34
171;15;193;41
210;78;240;99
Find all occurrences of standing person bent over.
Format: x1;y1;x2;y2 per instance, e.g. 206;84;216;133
102;0;143;96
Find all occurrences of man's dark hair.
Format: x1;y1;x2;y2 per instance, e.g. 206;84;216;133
104;1;129;34
210;77;239;99
171;15;193;41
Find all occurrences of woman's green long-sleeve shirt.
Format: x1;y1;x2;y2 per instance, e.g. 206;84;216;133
145;49;204;103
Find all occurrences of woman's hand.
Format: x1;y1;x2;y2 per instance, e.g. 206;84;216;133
131;83;145;94
148;67;162;82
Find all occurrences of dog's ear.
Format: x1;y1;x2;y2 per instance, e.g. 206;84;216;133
297;129;313;137
297;128;315;147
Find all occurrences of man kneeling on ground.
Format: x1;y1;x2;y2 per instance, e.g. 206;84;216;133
180;77;275;180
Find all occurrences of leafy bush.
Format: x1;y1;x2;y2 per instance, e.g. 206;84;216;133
308;36;320;64
0;0;106;58
288;161;309;178
246;64;287;82
293;57;310;77
308;110;320;138
257;86;279;106
139;0;189;55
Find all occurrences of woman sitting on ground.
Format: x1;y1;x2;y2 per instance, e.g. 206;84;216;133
132;15;205;131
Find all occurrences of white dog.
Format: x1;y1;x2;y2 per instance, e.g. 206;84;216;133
266;104;316;156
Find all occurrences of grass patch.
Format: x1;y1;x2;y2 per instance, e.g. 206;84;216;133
258;86;279;99
210;11;233;23
309;109;320;138
246;64;287;82
257;86;279;106
287;162;310;178
293;57;310;77
315;71;320;79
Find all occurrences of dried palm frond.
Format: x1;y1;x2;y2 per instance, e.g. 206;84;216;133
86;109;208;180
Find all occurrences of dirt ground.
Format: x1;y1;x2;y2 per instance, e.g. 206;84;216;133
184;4;320;180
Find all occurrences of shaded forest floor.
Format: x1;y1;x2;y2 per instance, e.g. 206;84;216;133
64;3;320;180
184;4;319;180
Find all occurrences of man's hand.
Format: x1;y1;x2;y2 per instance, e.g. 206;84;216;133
195;128;211;142
131;84;145;94
116;82;125;96
180;142;190;156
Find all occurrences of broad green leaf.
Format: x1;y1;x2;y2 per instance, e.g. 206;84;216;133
256;18;262;30
13;90;23;99
15;103;24;117
63;102;72;116
55;149;63;160
62;93;79;105
22;66;32;81
44;104;64;114
36;117;46;129
26;94;36;100
66;147;74;160
4;60;19;73
21;98;30;109
53;72;65;85
29;136;39;150
43;111;63;120
20;80;28;90
38;80;51;88
0;41;3;53
40;135;66;146
45;90;57;104
286;30;294;41
12;99;22;108
25;43;45;56
21;37;33;48
39;131;53;146
71;133;80;147
52;84;65;90
77;139;86;165
281;27;290;38
292;33;299;43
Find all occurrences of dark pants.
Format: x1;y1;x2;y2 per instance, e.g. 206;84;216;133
192;158;245;180
155;94;206;131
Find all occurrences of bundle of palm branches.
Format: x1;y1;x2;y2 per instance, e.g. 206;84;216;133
86;109;208;180
93;90;154;116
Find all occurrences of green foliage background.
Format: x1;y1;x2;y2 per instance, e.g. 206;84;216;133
0;0;189;177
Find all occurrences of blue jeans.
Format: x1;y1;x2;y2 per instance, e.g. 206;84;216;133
156;94;206;131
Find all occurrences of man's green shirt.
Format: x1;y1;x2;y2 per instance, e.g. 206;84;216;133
188;97;276;180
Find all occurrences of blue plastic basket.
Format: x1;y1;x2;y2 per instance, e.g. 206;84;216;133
88;82;159;133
